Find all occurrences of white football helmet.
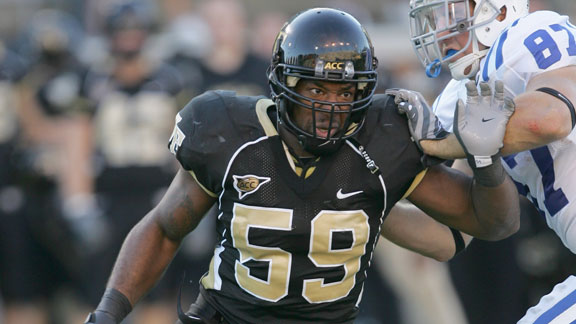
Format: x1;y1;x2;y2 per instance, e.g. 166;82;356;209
409;0;529;80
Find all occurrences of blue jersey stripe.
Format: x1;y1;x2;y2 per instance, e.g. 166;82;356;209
534;288;576;323
481;46;495;81
481;30;509;81
495;30;509;71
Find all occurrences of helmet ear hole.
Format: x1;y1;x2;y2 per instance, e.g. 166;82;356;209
473;0;529;46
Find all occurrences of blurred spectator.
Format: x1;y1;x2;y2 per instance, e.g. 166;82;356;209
0;1;575;323
71;2;187;322
0;9;90;324
168;0;269;97
250;11;288;61
374;236;468;324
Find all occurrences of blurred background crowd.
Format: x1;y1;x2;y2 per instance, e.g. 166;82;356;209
0;0;575;323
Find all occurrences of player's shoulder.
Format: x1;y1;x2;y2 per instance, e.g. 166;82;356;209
177;90;264;131
507;10;568;39
366;93;398;120
367;93;423;129
169;90;270;167
360;93;416;149
517;10;566;27
357;93;428;195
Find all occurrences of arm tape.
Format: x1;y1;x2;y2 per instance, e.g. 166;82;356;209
536;87;576;130
450;227;466;256
95;288;133;322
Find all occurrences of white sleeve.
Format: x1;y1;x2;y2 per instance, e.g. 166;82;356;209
517;275;576;323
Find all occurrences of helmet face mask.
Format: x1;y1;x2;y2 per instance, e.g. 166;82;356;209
409;0;475;75
268;8;378;155
409;0;529;79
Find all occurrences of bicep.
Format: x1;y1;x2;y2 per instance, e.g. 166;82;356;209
152;168;216;242
503;66;576;154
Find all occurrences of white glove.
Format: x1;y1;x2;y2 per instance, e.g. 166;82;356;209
385;88;448;151
454;80;515;168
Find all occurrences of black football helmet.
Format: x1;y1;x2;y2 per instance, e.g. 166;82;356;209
104;1;156;35
104;1;156;59
268;8;378;155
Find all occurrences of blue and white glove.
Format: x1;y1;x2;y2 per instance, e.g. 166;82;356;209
385;88;448;151
454;80;515;169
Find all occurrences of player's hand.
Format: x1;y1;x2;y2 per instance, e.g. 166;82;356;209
454;80;515;168
84;311;117;324
62;194;110;254
386;88;448;151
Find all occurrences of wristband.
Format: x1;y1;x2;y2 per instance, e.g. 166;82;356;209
450;227;466;257
95;288;133;322
471;154;506;187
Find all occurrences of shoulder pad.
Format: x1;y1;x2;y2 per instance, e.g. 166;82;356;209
168;90;268;193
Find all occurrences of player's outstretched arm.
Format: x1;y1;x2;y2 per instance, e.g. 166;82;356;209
381;200;473;262
421;66;576;158
407;162;520;241
85;168;216;324
407;81;520;240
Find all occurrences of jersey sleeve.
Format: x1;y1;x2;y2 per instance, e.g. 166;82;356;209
480;11;576;95
168;90;237;195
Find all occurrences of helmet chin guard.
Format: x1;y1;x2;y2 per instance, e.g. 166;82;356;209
268;8;378;156
448;33;490;80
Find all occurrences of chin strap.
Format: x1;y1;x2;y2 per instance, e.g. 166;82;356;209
448;34;490;81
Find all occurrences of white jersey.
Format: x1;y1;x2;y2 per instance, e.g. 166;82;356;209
433;11;576;254
517;275;576;324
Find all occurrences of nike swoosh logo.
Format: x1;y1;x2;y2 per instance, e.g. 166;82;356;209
336;189;363;199
482;117;495;122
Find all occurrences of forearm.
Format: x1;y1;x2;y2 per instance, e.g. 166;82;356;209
500;65;576;155
424;99;572;157
421;92;573;158
420;134;465;159
87;169;214;323
106;213;181;306
382;201;457;262
383;201;475;261
500;91;572;155
470;160;520;240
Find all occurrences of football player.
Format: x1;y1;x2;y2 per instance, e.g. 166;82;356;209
84;8;520;324
396;0;576;322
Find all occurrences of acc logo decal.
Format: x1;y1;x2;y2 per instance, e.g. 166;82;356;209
324;62;344;70
233;175;271;199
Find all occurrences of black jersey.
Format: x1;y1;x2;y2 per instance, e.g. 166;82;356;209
169;91;427;323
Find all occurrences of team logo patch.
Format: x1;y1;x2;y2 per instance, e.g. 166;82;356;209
233;175;271;200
